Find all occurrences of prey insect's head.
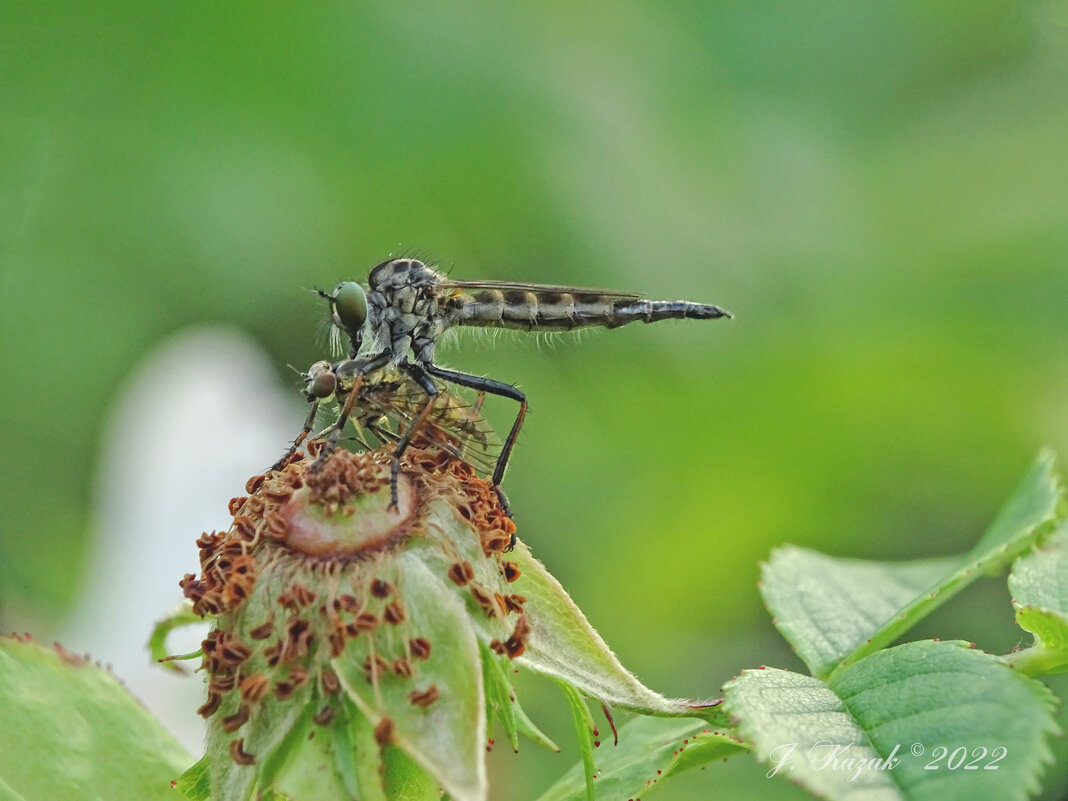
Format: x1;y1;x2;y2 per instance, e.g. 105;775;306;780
304;361;337;400
319;281;368;354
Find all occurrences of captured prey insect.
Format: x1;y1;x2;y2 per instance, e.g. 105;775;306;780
276;357;504;509
298;256;732;509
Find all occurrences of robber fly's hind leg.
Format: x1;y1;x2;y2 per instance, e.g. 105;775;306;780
391;362;440;510
425;364;526;527
271;398;320;472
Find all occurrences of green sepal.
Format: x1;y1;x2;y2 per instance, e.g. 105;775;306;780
148;599;203;673
535;716;746;801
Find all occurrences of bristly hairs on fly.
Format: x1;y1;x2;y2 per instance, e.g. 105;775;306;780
303;286;345;357
435;322;588;357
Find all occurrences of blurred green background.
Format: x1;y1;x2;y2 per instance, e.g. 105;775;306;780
3;1;1068;798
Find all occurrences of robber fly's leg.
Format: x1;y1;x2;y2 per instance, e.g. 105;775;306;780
424;364;526;523
493;485;514;521
271;398;320;471
387;362;441;509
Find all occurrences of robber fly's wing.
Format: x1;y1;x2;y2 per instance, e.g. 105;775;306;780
437;279;643;302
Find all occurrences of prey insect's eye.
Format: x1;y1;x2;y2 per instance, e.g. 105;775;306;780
305;361;337;399
332;282;367;335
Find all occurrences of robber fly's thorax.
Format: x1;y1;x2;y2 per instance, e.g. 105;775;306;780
360;258;449;365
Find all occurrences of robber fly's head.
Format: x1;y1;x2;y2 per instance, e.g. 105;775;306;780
304;360;337;401
319;281;368;356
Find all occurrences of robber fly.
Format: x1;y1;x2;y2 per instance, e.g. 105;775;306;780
290;257;731;509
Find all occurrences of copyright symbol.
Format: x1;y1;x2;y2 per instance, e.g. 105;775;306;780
911;743;924;757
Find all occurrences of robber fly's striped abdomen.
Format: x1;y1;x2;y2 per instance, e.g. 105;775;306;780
447;288;731;331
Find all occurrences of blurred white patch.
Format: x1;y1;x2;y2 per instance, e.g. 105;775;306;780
61;328;301;756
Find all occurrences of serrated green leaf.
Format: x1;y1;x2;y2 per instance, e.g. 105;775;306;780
969;450;1063;558
763;450;1062;677
1005;519;1068;674
334;553;485;801
510;541;720;719
535;715;745;801
0;636;192;800
725;640;1058;801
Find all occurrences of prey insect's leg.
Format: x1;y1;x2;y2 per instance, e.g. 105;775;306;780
389;362;441;509
311;373;365;471
425;364;526;521
271;398;320;471
310;353;391;471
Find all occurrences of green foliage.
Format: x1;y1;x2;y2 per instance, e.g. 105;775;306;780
726;642;1057;801
1006;521;1068;674
538;449;1068;800
481;640;559;753
535;716;745;801
0;636;191;800
6;448;1068;800
761;450;1062;678
556;680;599;801
720;450;1067;799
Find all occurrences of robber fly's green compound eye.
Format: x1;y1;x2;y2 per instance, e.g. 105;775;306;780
305;361;337;399
332;282;367;336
